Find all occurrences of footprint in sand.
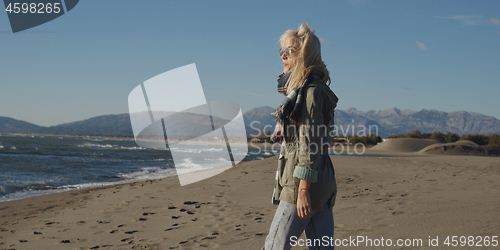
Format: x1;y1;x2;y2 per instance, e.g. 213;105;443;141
179;208;195;215
392;211;406;215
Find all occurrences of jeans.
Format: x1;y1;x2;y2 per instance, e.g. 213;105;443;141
262;201;334;250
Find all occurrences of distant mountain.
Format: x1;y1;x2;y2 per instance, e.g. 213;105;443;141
48;114;134;136
0;112;252;137
1;107;499;137
242;106;275;136
339;108;500;137
0;117;45;133
240;106;500;138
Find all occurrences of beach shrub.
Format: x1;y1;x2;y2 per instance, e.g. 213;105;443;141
460;134;489;145
407;129;422;138
429;132;445;142
385;131;498;145
387;134;404;139
349;134;382;146
488;134;500;146
445;132;460;143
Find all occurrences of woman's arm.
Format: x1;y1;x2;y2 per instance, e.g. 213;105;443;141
297;179;312;218
294;86;326;218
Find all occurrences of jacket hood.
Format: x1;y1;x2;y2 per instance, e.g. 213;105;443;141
310;81;338;110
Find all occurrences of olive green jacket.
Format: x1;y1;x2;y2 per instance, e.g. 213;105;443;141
274;80;338;210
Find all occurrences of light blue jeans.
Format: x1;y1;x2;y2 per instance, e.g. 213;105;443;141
262;201;334;250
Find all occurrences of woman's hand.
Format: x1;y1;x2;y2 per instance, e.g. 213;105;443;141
297;188;312;219
297;179;312;219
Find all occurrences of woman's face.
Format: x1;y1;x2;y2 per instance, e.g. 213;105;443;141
281;37;300;73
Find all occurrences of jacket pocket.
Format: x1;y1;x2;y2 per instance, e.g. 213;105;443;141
281;148;299;187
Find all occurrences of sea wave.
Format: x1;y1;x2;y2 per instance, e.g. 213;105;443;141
170;148;201;154
77;143;147;151
119;146;146;150
117;166;177;181
170;147;224;154
204;148;224;152
202;157;230;162
176;158;204;170
0;167;179;202
78;143;114;149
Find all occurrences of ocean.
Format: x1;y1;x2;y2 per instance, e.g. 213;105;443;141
0;133;279;202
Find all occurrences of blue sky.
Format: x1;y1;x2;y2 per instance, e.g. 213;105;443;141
1;0;499;126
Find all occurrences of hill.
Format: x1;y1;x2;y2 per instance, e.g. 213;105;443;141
1;107;499;137
0;117;45;133
241;107;500;138
47;114;134;136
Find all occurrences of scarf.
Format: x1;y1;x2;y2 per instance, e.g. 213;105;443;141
270;70;324;143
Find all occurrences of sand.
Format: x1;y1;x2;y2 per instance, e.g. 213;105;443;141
1;145;500;249
370;138;442;152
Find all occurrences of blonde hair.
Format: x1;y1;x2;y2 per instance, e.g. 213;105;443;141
279;22;330;93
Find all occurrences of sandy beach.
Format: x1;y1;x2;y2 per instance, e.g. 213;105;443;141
1;140;500;249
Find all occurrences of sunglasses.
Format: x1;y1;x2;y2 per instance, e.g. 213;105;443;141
279;48;299;57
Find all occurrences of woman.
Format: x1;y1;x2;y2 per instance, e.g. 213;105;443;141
263;22;338;250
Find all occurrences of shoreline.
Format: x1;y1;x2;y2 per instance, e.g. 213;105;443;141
2;141;495;203
0;163;239;203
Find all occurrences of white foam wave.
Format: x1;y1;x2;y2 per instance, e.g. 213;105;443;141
76;143;146;151
0;167;178;202
119;146;146;150
202;157;230;162
151;158;168;161
170;148;202;154
170;147;224;154
78;143;114;148
0;188;69;202
203;148;223;152
118;167;177;181
176;158;204;170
